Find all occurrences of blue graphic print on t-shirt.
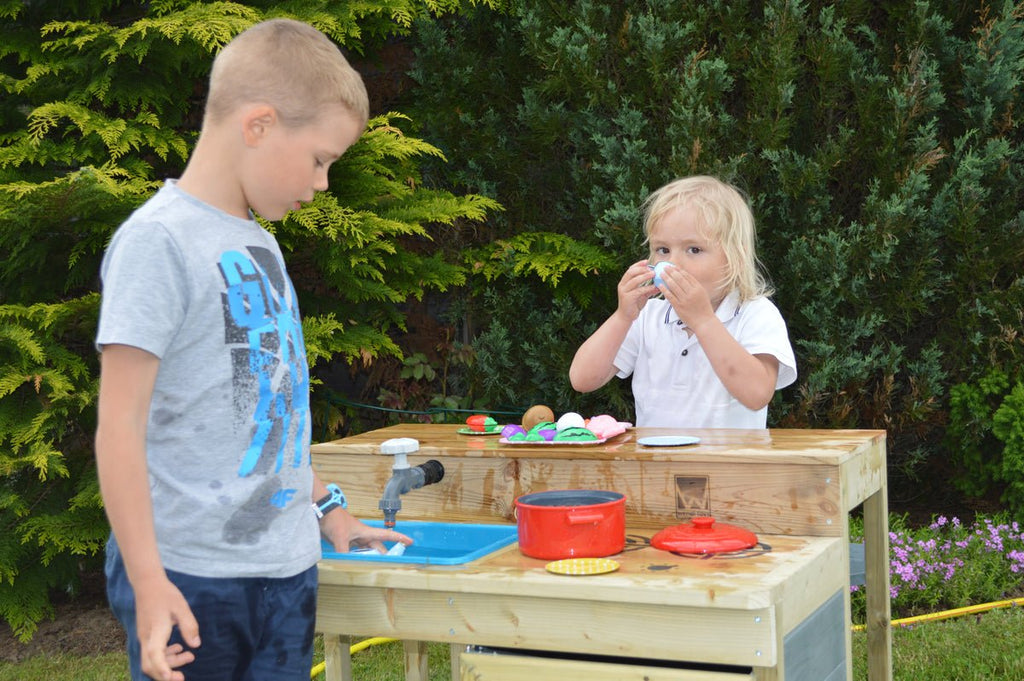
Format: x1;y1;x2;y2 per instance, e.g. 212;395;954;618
218;247;310;479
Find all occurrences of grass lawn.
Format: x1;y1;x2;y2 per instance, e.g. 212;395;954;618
3;606;1023;681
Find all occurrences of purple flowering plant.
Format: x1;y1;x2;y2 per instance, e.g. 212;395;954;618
850;513;1024;623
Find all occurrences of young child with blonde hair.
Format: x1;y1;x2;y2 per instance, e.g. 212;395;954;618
570;175;797;428
95;19;409;681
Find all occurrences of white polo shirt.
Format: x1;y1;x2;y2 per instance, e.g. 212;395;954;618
613;291;797;428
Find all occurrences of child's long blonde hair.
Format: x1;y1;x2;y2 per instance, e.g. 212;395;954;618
641;175;772;301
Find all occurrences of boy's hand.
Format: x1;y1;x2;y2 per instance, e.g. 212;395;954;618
657;264;716;331
616;259;659;322
134;575;200;681
162;644;196;679
320;508;413;554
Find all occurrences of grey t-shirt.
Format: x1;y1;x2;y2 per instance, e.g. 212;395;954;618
96;181;319;578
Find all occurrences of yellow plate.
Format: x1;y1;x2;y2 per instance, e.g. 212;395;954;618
545;558;620;576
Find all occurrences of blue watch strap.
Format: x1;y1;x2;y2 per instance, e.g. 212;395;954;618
314;483;347;518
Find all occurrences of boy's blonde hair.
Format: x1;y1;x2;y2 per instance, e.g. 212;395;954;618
642;175;773;301
205;18;369;129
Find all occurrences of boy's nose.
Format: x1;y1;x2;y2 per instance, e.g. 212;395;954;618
313;168;330;191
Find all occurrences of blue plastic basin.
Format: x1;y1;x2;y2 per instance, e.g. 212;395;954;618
321;519;518;565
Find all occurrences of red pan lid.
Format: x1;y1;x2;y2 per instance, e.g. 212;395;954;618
651;516;758;555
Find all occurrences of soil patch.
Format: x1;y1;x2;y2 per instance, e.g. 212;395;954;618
0;570;124;663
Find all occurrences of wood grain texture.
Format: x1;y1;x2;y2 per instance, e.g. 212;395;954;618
312;425;891;681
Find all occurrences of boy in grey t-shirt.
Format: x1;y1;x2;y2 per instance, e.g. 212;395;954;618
94;19;410;681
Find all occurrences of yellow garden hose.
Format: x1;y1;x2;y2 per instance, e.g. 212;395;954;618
310;637;397;678
851;596;1024;632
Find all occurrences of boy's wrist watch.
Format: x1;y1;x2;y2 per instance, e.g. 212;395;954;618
313;483;347;519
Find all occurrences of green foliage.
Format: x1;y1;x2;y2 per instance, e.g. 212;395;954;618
0;298;108;641
0;0;502;639
404;1;1024;483
951;367;1024;515
468;282;632;418
850;513;1024;621
993;384;1024;513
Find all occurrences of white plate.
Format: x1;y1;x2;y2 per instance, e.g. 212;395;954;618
637;435;701;447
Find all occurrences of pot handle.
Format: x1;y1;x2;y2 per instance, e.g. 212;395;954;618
566;511;606;525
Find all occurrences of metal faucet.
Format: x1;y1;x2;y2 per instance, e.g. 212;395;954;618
378;437;445;528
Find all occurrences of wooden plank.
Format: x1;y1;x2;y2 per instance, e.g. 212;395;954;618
317;586;777;667
312;426;886;469
404;640;428;681
317;535;844;612
322;633;352;681
312;454;843;536
863;489;893;681
450;643;463;681
458;650;756;680
838;434;887;512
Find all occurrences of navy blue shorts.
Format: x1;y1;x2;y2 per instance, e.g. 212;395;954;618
105;536;318;681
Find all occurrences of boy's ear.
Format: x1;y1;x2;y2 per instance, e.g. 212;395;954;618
241;105;277;146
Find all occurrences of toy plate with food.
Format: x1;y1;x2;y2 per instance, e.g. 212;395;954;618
458;414;503;436
456;427;502;436
497;411;631;446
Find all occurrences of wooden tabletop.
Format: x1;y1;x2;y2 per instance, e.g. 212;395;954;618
313;424;886;467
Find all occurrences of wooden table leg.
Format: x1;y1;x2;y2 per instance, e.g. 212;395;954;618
323;634;353;681
863;488;893;681
403;639;429;681
450;642;463;681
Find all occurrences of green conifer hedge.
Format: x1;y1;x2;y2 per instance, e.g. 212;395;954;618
405;0;1024;505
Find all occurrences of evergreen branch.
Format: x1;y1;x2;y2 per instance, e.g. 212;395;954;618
466;232;617;286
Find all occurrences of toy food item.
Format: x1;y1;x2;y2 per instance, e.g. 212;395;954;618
585;414;628;439
555;411;586;431
522;405;555;430
466;414;499;432
501;423;526;439
553;426;598;442
525;421;557;441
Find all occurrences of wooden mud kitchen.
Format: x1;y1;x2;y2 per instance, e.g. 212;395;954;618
311;425;892;681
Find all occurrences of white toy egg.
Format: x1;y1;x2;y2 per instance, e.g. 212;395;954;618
652;261;674;286
556;411;586;432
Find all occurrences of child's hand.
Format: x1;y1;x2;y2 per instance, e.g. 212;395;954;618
134;575;200;681
320;508;413;554
657;265;716;331
615;259;659;322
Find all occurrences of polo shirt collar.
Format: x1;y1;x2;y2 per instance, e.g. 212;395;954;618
663;290;742;327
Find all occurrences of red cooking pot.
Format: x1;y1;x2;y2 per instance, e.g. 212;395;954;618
514;489;626;560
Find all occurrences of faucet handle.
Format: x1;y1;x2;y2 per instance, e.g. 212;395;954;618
380;437;420;470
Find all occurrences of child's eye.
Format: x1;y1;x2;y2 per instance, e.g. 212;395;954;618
654;246;669;255
687;246;702;255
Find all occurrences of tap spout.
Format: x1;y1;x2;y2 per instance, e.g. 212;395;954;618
379;459;444;528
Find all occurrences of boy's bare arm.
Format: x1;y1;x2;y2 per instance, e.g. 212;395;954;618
312;470;413;553
570;259;656;392
95;344;199;681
